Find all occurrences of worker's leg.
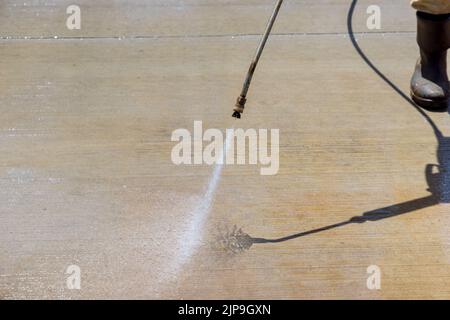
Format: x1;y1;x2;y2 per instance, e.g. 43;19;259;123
410;8;449;109
411;0;450;15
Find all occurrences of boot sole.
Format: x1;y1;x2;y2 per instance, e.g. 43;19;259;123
410;91;449;110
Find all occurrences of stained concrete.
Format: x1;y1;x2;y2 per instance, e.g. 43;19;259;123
1;0;450;299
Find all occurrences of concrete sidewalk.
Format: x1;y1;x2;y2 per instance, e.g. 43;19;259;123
1;0;450;299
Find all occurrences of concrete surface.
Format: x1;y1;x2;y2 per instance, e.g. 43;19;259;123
1;0;450;299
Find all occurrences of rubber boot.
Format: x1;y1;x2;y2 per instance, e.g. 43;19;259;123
410;11;450;110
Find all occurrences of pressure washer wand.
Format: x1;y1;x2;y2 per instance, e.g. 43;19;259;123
232;0;284;119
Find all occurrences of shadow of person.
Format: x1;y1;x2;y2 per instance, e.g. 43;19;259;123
432;133;450;203
351;132;450;223
234;0;450;249
247;151;447;246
